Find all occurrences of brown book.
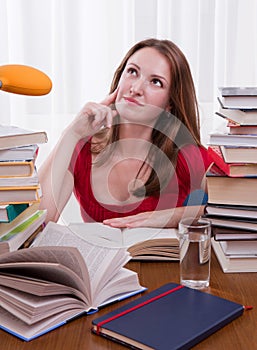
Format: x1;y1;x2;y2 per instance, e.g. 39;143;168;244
228;123;257;135
206;165;257;206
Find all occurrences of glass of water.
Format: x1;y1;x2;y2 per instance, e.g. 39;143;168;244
178;217;211;289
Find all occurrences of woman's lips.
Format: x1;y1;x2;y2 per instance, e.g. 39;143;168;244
123;96;144;106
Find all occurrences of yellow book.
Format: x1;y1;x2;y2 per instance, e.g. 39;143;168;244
0;160;34;177
0;186;41;205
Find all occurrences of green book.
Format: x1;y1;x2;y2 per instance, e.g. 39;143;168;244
0;203;29;223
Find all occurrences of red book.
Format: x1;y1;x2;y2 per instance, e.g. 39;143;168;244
227;122;257;135
207;146;257;177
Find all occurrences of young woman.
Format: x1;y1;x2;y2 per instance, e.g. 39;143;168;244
38;38;212;228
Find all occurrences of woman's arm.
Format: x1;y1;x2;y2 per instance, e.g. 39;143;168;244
38;91;118;223
38;131;79;223
103;205;206;229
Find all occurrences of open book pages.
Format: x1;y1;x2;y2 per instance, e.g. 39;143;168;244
65;222;179;261
0;224;145;340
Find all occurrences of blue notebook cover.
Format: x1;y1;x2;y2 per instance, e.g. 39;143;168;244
92;283;244;350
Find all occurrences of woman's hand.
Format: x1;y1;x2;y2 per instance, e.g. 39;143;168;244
103;205;206;229
103;209;176;228
67;89;118;140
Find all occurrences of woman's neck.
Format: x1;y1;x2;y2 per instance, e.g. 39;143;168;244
116;123;153;157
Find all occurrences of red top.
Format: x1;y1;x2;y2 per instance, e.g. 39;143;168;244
69;140;212;222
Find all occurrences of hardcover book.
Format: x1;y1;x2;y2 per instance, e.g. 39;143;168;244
0;144;38;161
205;203;257;220
212;238;257;273
206;166;257;206
220;145;257;164
92;283;244;350
0;160;35;177
0;185;41;205
217;96;257;110
208;132;257;147
212;226;257;241
208;146;257;176
219;87;257;96
0;125;47;150
216;108;257;126
228;123;257;135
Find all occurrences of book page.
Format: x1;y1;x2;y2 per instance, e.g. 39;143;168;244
0;246;90;302
69;222;124;247
33;222;131;298
0;305;85;341
122;227;178;247
0;285;86;325
69;223;178;248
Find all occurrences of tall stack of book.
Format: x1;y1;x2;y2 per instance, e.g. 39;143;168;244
206;87;257;272
0;125;48;254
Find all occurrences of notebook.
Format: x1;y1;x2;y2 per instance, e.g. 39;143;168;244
92;283;244;350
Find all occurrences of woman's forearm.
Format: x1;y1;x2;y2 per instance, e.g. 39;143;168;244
103;205;206;228
38;129;81;222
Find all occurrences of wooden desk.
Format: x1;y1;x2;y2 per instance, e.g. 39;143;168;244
1;251;257;350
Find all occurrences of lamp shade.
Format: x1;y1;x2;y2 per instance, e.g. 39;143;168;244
0;64;52;96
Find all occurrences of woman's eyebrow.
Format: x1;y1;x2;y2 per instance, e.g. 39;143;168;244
150;73;168;84
127;63;168;82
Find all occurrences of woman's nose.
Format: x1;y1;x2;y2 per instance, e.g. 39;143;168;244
130;77;145;95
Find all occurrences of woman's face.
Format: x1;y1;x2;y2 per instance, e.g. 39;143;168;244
115;47;171;125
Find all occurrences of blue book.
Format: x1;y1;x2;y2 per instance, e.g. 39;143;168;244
0;203;28;223
92;283;244;350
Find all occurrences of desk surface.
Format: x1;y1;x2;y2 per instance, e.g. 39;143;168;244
1;251;257;350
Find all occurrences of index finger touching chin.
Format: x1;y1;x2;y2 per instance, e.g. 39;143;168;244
101;88;118;106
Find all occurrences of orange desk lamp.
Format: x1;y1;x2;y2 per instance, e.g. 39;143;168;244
0;64;52;96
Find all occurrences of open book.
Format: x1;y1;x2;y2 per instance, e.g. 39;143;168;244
61;222;179;261
0;222;145;341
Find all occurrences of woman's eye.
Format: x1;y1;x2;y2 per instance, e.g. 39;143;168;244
127;68;137;76
152;78;163;87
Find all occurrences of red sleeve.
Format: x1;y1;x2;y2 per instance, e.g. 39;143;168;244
175;145;212;206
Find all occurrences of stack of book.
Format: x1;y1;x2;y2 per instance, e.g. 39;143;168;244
0;125;48;254
206;87;257;272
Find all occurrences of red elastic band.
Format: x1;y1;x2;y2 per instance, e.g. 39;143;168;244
244;305;253;311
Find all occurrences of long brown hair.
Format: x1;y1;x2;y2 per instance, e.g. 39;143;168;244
92;38;201;197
